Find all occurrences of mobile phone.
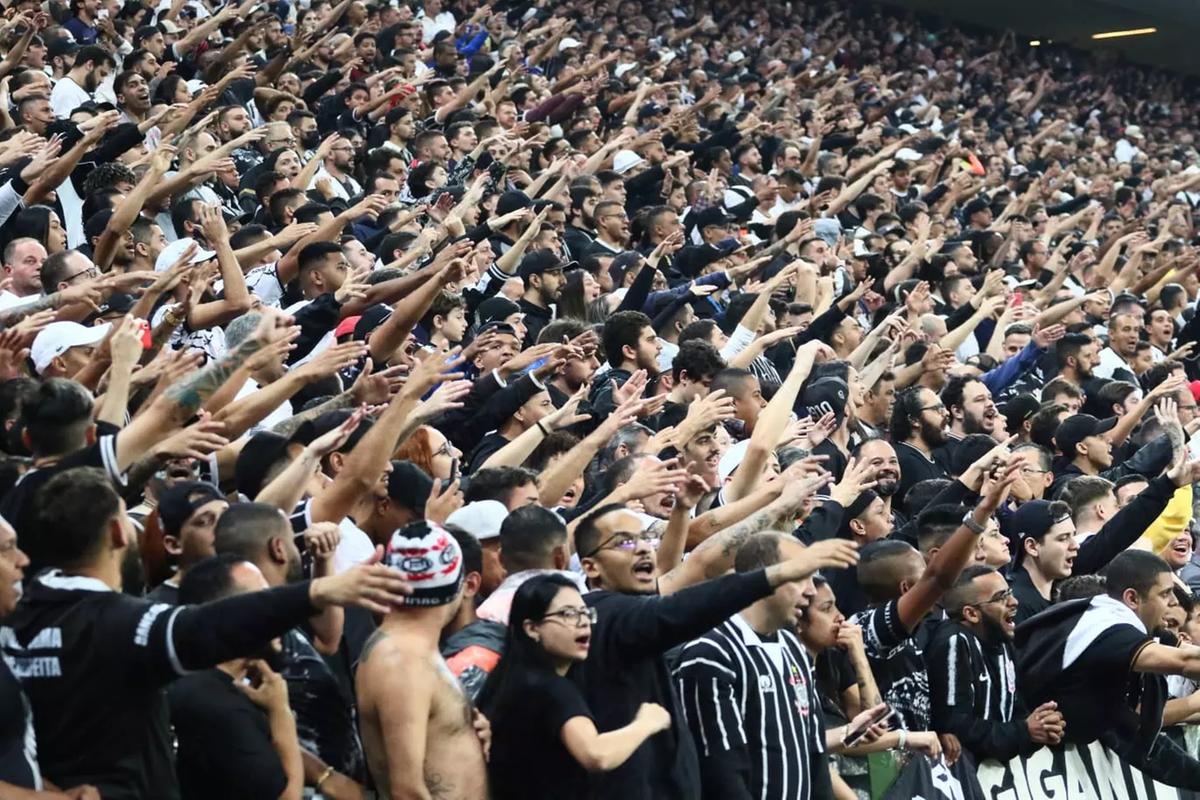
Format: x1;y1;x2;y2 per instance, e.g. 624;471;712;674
842;704;895;746
136;318;152;348
1012;291;1023;308
449;458;459;480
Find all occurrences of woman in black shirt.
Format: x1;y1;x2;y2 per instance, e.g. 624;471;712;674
478;574;669;800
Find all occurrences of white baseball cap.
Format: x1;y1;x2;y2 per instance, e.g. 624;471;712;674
155;237;216;273
613;149;646;175
446;500;509;542
31;321;111;374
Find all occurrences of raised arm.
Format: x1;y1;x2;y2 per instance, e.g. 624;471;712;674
896;457;1020;631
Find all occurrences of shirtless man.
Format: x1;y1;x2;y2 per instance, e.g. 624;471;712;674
357;521;489;800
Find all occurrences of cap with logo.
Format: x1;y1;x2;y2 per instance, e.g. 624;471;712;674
31;321;111;375
385;520;464;606
518;249;576;280
155;236;216;273
1054;414;1118;458
158;481;225;537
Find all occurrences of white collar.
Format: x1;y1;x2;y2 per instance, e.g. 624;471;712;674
37;569;112;594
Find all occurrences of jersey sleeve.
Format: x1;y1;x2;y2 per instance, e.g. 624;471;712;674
674;638;755;800
856;600;909;656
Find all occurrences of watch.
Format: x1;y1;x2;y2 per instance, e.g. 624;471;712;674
961;513;987;535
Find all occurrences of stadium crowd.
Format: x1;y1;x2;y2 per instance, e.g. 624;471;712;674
3;0;1200;797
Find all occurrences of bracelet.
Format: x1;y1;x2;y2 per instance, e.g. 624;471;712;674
315;765;335;790
536;420;551;436
961;512;987;535
898;729;907;750
163;310;185;327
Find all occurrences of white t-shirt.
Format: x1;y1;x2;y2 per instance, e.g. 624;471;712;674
1095;346;1132;380
233;377;294;432
50;76;90;118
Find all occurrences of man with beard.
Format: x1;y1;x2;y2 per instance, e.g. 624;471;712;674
890;386;951;504
517;250;570;347
49;45;112;118
851;457;1021;734
853;437;903;527
926;566;1065;761
589;311;661;417
934;376;998;473
308;133;362;203
213;503;370;800
113;70;150;125
564;185;600;260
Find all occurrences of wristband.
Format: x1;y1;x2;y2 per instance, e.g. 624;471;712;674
961;512;987;535
315;765;335;790
536;420;551;436
898;729;907;750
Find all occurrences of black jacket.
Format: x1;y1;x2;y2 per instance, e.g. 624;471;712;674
926;620;1033;761
572;570;774;800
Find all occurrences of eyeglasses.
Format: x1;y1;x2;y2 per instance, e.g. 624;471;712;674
972;589;1014;607
919;403;947;414
433;440;452;458
1020;466;1050;476
62;265;99;283
541;606;598;627
582;531;660;559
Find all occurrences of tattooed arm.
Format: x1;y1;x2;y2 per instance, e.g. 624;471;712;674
657;474;829;595
113;311;290;474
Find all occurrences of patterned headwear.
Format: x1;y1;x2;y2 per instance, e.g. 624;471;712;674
385;521;464;607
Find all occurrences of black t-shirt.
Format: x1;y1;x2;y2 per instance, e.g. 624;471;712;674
465;432;511;475
487;669;594;800
812;439;849;483
280;629;365;782
1059;623;1153;745
168;669;287;800
0;427;125;572
814;648;856;727
3;573;187;799
895;441;949;505
851;599;932;731
0;656;38;789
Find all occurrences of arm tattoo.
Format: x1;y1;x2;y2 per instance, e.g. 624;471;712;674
0;292;60;327
270;393;354;437
358;628;386;666
712;498;785;559
163;335;265;420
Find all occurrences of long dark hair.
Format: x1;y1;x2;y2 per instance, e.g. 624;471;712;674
476;574;580;715
8;205;54;251
557;269;590;321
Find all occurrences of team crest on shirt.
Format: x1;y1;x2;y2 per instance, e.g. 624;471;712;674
789;662;810;716
1005;658;1017;693
759;675;775;692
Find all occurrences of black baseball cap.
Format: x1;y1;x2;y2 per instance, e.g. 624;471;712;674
476;296;521;326
1054;413;1117;457
353;303;393;341
518;249;575;280
495;190;532;217
1001;395;1040;434
158;481;225;537
1002;499;1072;565
387;460;434;513
692;206;734;229
235;432;298;499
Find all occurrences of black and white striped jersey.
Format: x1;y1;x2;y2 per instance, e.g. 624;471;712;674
674;614;830;800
